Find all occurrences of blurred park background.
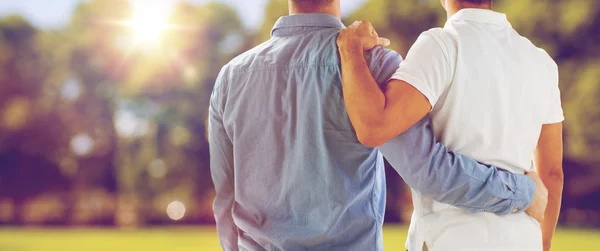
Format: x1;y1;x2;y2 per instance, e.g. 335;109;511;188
0;0;599;250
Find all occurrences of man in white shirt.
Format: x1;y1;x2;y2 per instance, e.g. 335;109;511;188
336;0;564;251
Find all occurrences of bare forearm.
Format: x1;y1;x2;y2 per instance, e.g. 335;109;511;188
540;170;564;250
533;123;564;250
338;42;387;143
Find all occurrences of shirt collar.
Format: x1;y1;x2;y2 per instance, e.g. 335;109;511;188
446;8;510;27
271;13;345;37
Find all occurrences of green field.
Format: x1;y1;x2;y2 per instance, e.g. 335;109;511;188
0;225;598;250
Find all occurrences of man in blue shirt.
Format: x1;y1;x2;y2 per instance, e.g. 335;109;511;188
208;0;546;250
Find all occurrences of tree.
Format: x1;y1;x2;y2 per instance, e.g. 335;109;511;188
0;16;73;224
62;0;133;224
257;0;289;42
95;0;247;225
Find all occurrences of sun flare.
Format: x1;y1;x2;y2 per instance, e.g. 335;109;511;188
127;1;173;45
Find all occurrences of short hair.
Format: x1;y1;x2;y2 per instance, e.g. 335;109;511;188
291;0;334;7
457;0;492;4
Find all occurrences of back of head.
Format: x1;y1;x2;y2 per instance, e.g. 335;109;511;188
290;0;335;13
457;0;492;4
291;0;333;6
456;0;492;6
443;0;493;15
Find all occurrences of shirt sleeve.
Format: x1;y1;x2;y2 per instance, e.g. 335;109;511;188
543;62;564;124
390;30;453;109
209;67;238;250
378;117;535;214
365;47;403;87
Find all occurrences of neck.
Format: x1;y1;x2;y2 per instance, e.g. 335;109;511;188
289;1;341;18
446;2;492;18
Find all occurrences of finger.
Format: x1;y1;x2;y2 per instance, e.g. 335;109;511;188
372;29;379;37
363;20;377;35
365;20;374;31
358;20;372;33
370;25;379;37
349;21;360;29
377;37;391;47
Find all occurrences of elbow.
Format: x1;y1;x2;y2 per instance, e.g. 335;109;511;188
357;133;383;148
356;128;386;148
354;118;389;148
542;167;565;182
541;166;564;184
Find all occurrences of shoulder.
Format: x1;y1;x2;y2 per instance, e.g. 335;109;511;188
402;28;456;62
409;28;456;68
529;45;558;79
423;28;458;59
422;27;455;48
537;48;559;90
512;32;558;73
215;38;276;87
366;46;402;69
225;40;273;70
536;47;558;75
364;46;402;84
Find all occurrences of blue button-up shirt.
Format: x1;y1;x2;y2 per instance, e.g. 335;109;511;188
209;13;535;251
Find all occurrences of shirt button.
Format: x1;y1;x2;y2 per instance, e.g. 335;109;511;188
513;208;519;213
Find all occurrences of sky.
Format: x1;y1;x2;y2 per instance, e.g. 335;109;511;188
0;0;368;31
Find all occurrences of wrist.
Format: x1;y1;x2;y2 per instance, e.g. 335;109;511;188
543;240;552;251
515;173;536;211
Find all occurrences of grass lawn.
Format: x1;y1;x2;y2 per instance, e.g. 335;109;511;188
0;225;598;250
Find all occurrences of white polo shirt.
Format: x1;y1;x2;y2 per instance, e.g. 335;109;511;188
390;9;564;251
